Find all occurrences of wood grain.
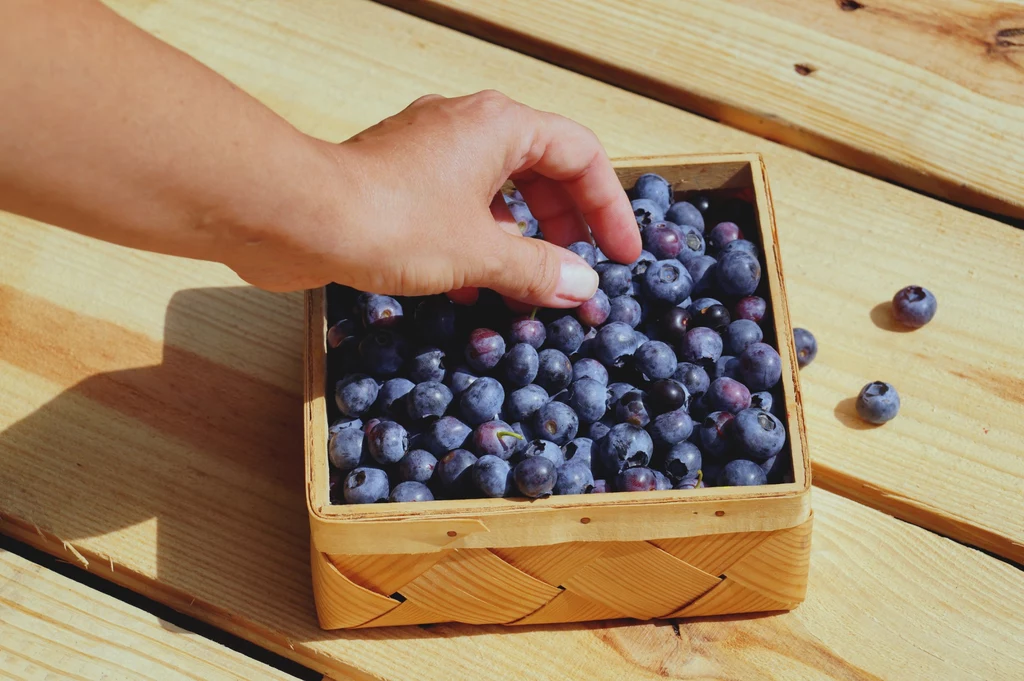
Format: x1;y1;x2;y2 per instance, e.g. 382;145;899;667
106;0;1024;561
0;549;298;681
377;0;1024;220
0;0;1020;678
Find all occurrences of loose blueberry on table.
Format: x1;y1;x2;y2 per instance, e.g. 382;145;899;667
326;175;798;503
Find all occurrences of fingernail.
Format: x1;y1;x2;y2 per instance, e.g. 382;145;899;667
556;259;599;302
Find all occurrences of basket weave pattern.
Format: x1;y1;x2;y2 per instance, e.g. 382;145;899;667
312;515;812;629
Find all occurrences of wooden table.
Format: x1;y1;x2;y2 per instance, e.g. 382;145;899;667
2;1;1023;679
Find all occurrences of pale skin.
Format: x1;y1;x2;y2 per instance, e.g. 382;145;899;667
0;0;641;308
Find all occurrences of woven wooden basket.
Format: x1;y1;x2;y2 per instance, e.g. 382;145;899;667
304;153;813;629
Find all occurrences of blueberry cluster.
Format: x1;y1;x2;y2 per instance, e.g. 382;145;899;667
325;174;798;504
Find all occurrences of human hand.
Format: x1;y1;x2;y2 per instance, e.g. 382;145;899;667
224;91;641;306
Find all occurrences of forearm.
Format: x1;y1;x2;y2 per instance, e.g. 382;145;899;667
0;0;335;264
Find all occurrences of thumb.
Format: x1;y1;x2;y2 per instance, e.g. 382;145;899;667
472;230;599;308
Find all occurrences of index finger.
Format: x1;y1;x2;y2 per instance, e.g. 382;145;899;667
503;106;641;265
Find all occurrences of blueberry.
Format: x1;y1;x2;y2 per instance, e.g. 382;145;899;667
377;378;414;420
687;297;722;317
699;411;735;458
606;382;637;407
342;467;390;504
659;306;692;345
409;347;446;383
732;408;786;462
328;418;364;471
436;449;478;496
649;408;693;449
591;479;610;493
892;286;937;328
648;379;690;414
675;226;706;264
465;328;506;373
675;477;704;490
389;480;434;502
414;297;456;346
666;201;704;231
398;449;438;483
607;296;643;328
734;296;767;323
513;456;557;498
335;374;380;418
663;442;702;483
716;251;761;297
614;389;650;427
505;384;550;422
362;295;404;328
643;259;693;306
421;416;471;456
562;437;594;468
503;343;539;388
631;173;673;210
460;377;505;426
471;420;525;460
367;419;408;465
568;241;597;267
598;423;654;474
793;328;818;368
643;221;683;260
856;381;900;424
721;239;758;257
522;439;565;466
673;362;710;397
536;348;573;394
359;330;408;378
707;377;752;414
555;461;595;495
615;467;658;492
473;455;514;498
449;365;479;397
593;322;636;368
692;303;731;332
718;459;767;486
679;327;723;366
711;355;741;381
631;198;665;225
566;377;608;423
595;263;633;297
630;250;657;276
407;381;453;421
632;330;651;348
750;391;774;413
708;221;743;251
585;417;614;443
653;470;674;490
327;319;357;349
547;316;585;355
577;289;611;327
507;200;539;237
572;358;609;386
684;255;717;294
723;320;763;356
531;401;579;446
634;340;677;380
739;343;782;391
509;317;546;349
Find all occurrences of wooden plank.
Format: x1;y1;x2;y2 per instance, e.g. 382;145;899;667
0;1;1020;679
376;0;1024;221
0;549;298;681
92;0;1024;561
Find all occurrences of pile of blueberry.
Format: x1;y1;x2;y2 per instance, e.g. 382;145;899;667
325;173;801;504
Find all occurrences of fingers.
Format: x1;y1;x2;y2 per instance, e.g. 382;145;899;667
502;104;641;264
513;175;591;247
468;229;598;308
